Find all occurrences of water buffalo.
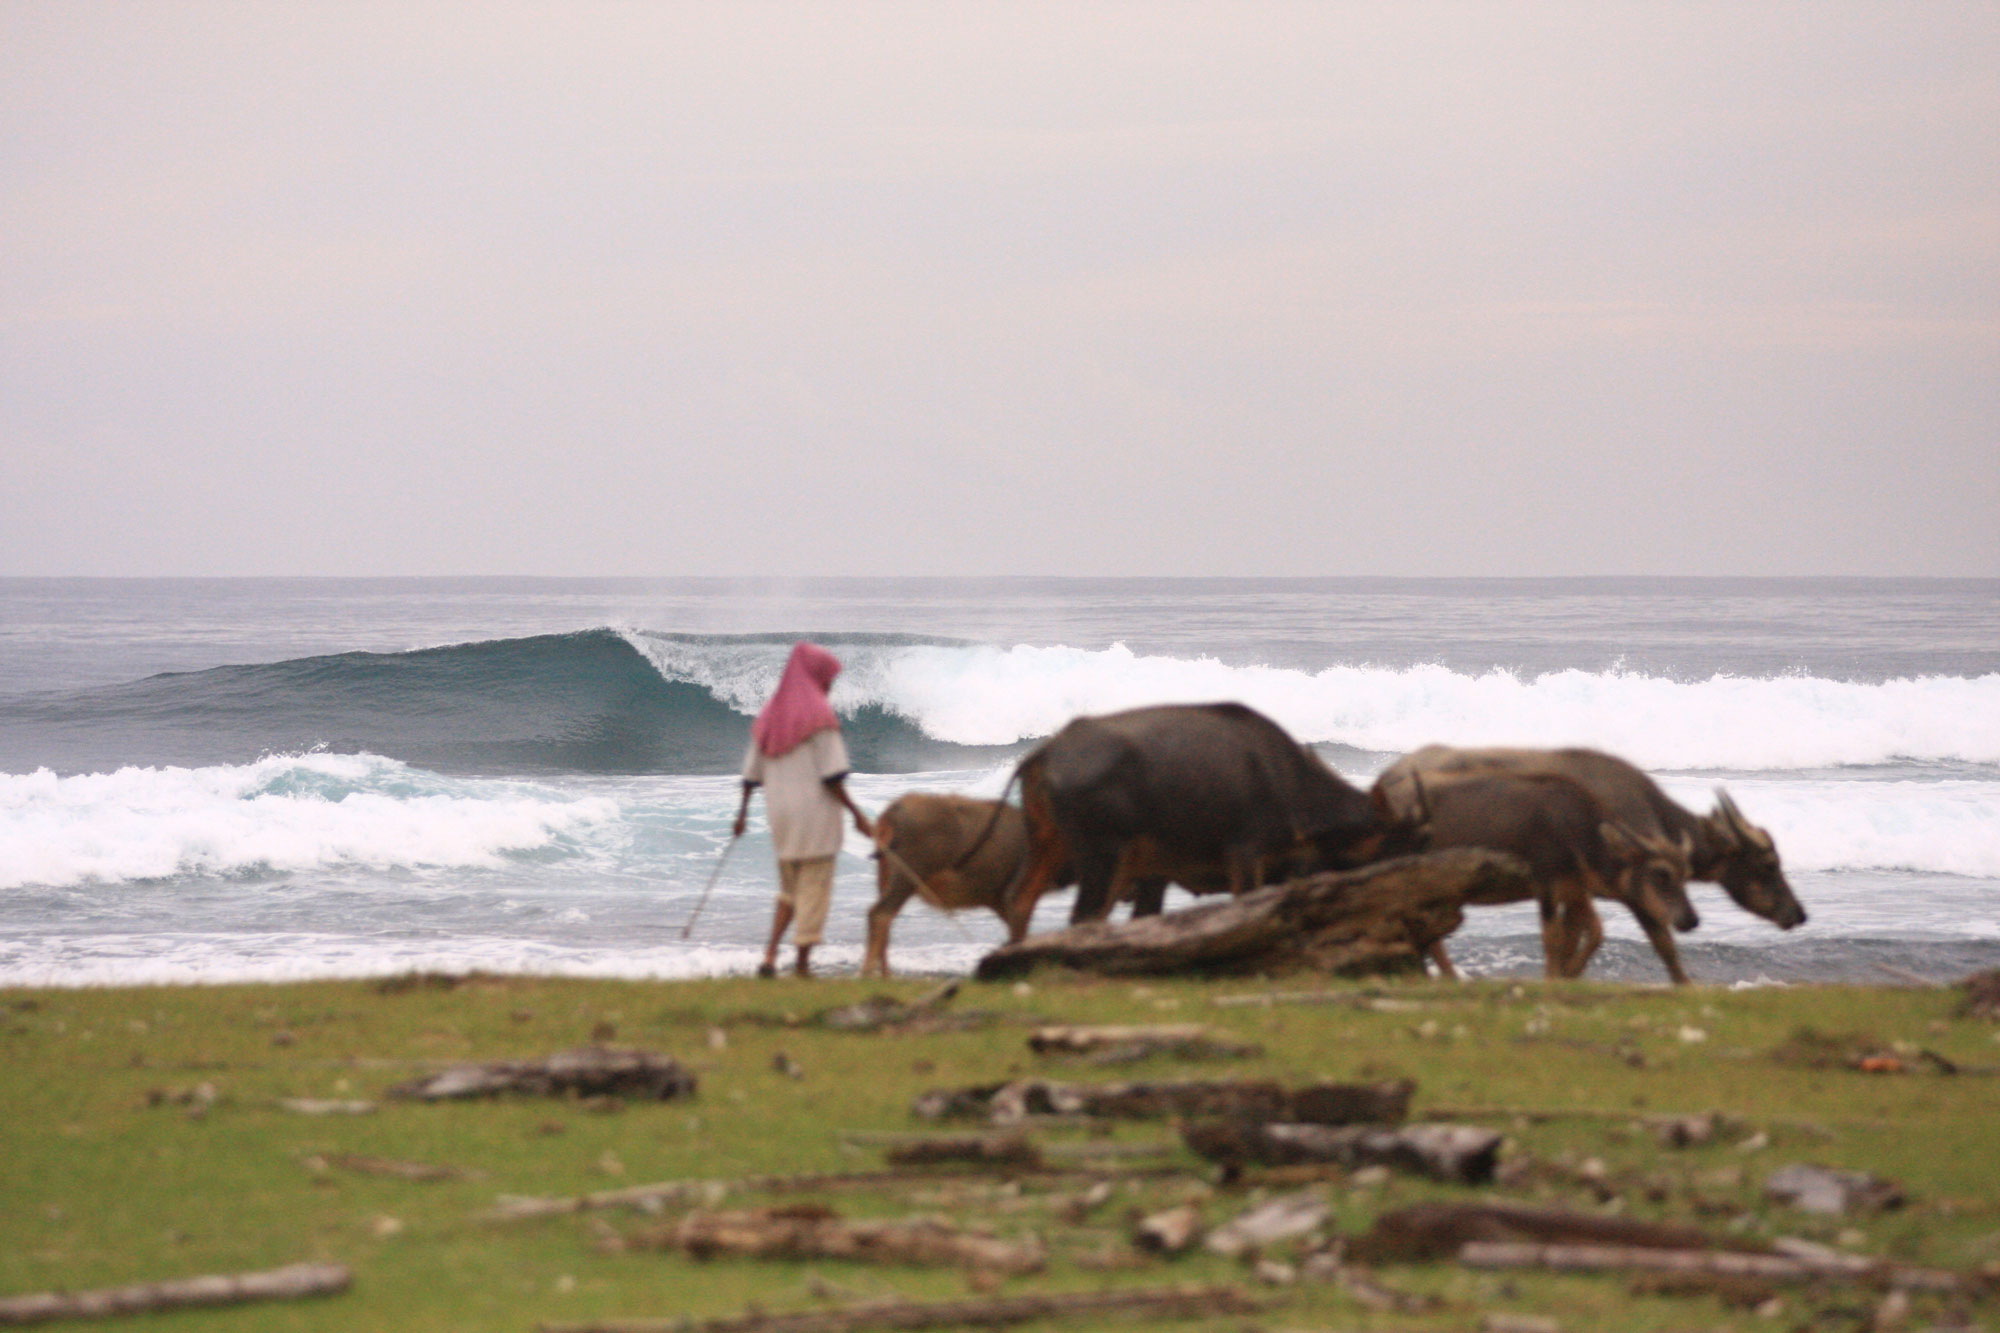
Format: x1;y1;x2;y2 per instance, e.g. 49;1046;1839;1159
983;702;1408;940
864;793;1071;978
1382;770;1697;981
1376;745;1805;979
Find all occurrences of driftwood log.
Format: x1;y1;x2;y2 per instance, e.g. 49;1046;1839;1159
388;1046;696;1102
622;1205;1045;1274
1348;1200;1759;1264
912;1077;1412;1126
537;1284;1263;1333
1182;1121;1504;1185
0;1262;350;1327
878;1132;1044;1171
1203;1191;1329;1256
1027;1024;1262;1062
974;848;1527;980
1459;1241;1967;1293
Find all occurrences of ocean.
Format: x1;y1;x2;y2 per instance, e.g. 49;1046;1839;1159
3;576;1997;988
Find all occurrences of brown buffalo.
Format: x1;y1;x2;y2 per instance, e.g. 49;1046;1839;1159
864;792;1070;979
1378;770;1696;981
1376;745;1804;982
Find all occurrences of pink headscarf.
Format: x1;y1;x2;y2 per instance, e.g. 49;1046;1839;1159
752;641;843;758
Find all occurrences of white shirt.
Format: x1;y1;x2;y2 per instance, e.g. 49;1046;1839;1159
742;728;851;861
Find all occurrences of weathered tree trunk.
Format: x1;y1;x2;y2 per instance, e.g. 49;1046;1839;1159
912;1077;1413;1126
1182;1121;1504;1185
1133;1203;1205;1254
537;1285;1263;1333
1459;1241;1966;1293
1348;1200;1757;1264
1027;1024;1261;1062
0;1263;349;1326
878;1132;1044;1170
388;1046;696;1102
974;849;1527;980
622;1206;1045;1274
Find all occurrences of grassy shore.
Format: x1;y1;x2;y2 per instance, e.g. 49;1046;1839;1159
4;971;1998;1331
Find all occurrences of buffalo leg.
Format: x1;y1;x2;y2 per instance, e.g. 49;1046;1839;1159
863;854;918;979
1552;875;1607;979
1628;899;1693;985
1427;940;1462;981
1002;830;1067;942
1068;848;1121;925
1128;878;1168;918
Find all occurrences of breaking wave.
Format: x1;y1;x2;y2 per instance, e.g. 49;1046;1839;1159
1;628;1995;778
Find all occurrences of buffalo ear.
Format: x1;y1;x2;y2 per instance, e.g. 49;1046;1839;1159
1600;821;1640;858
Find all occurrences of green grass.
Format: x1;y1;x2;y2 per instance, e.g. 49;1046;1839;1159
4;972;1998;1330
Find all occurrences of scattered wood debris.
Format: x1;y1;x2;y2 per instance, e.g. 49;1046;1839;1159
483;1163;1190;1224
618;1204;1045;1274
275;1097;376;1116
0;1261;350;1326
535;1283;1263;1333
1203;1191;1329;1257
1458;1240;1966;1293
1297;1251;1442;1312
912;1076;1412;1126
876;1132;1044;1171
1026;1024;1262;1063
143;1082;224;1121
1765;1163;1907;1216
974;848;1527;980
1768;1028;1960;1076
305;1152;464;1182
1133;1203;1204;1255
387;1046;696;1102
1645;1111;1729;1147
815;982;989;1034
1182;1120;1503;1185
1347;1200;1752;1264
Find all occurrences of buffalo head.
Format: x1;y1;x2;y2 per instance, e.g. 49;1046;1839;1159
1602;822;1699;932
1705;790;1806;929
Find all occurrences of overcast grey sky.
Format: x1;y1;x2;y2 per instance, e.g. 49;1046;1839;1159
3;3;1995;577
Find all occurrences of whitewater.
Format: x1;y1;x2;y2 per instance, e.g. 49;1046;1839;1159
2;576;1997;987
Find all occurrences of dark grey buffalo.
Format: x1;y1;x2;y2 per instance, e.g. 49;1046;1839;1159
864;793;1074;978
1375;746;1805;981
1375;770;1697;981
987;702;1407;939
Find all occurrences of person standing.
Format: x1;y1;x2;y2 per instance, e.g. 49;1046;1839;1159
732;641;873;978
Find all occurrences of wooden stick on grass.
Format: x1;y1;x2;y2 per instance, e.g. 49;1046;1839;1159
536;1284;1263;1333
1459;1241;1967;1293
0;1262;350;1327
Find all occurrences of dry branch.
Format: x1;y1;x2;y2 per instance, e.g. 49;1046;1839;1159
1349;1200;1752;1264
912;1076;1412;1126
878;1132;1044;1171
1458;1241;1967;1293
975;848;1526;980
0;1262;349;1327
536;1284;1263;1333
388;1045;696;1102
483;1164;1189;1224
1027;1024;1261;1062
621;1206;1045;1274
1182;1120;1504;1185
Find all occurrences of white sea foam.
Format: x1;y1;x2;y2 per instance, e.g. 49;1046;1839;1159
0;931;988;988
624;634;2000;771
0;753;618;891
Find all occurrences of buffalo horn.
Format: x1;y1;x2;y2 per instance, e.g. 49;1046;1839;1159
1715;789;1774;852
